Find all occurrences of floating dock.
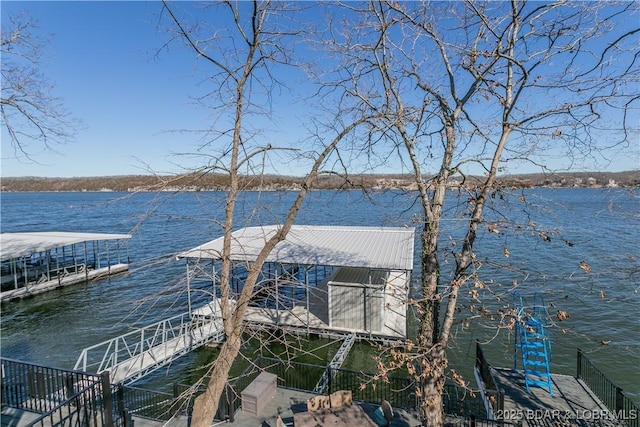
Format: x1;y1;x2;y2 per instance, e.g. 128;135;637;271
475;343;639;426
178;225;416;341
1;232;131;302
71;225;415;386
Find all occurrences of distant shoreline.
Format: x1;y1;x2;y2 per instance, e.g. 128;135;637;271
1;171;638;192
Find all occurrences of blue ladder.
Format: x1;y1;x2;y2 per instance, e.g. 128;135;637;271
513;292;553;395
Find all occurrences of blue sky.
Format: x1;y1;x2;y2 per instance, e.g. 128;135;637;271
1;1;638;178
2;1;222;177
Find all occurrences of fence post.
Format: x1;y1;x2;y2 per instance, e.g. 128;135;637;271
27;368;35;398
615;387;624;414
116;385;124;416
65;374;74;399
576;348;582;379
327;367;332;395
227;383;235;423
101;371;114;427
122;409;133;427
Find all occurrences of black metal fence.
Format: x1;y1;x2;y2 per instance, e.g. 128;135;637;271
0;354;528;426
577;349;639;427
253;356;488;418
115;385;176;422
475;341;505;417
445;416;522;426
0;357;117;427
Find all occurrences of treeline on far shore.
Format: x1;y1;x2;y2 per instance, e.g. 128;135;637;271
1;171;638;193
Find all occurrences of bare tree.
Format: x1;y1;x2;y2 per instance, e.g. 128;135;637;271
323;1;638;425
1;13;79;159
159;2;374;425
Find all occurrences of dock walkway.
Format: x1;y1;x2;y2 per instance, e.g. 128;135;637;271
74;314;225;385
108;320;224;384
492;368;626;426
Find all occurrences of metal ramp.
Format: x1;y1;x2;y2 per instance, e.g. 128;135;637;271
513;292;553;396
74;312;225;384
313;332;356;394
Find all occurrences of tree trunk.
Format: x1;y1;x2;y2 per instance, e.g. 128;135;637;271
416;345;447;427
190;331;242;427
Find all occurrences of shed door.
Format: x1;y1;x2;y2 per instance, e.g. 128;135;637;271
330;285;365;330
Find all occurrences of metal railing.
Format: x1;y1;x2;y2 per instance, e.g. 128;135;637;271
115;385;176;422
446;416;522;426
74;312;225;383
0;357;118;427
1;351;516;426
475;341;505;419
171;380;243;423
312;332;356;394
577;349;639;427
254;356;487;418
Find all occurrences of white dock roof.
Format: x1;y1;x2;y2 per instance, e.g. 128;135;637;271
0;232;131;261
178;225;415;271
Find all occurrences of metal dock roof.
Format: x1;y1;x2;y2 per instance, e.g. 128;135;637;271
0;232;132;261
177;225;416;271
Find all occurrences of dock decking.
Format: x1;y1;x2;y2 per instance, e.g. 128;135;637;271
492;368;627;426
0;263;129;302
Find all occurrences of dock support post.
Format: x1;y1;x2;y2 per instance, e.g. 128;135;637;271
107;243;111;274
186;263;192;317
84;242;89;281
305;266;310;337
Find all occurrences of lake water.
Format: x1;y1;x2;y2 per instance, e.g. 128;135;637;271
1;188;638;398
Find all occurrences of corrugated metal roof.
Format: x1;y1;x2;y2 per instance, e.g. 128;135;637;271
0;232;132;261
177;225;415;271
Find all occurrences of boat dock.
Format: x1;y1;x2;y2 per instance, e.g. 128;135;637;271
191;268;409;343
67;225;415;388
5;225;637;426
475;342;639;427
0;232;131;302
178;225;415;341
491;368;626;426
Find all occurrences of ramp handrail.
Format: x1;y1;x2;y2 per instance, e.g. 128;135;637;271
74;312;223;377
313;332;356;394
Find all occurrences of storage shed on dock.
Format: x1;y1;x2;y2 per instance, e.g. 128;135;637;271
178;225;415;340
1;231;131;302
